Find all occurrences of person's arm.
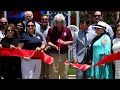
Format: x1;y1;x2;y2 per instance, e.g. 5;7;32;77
46;27;58;50
48;42;58;50
36;41;46;51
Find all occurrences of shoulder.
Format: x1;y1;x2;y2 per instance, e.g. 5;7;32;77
113;38;120;44
36;33;42;36
35;22;40;27
20;33;29;39
101;34;111;41
88;24;94;29
101;34;111;45
106;23;113;29
64;27;70;30
21;33;27;37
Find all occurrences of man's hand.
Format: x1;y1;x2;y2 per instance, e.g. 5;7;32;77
58;39;65;45
35;47;41;51
74;60;78;63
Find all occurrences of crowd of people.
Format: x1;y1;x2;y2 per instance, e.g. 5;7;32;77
0;10;119;79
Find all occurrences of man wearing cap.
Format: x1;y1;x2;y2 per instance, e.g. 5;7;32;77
87;21;113;79
88;11;114;40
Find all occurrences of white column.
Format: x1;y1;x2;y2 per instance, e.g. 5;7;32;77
117;11;120;20
4;11;7;18
68;11;71;26
76;11;79;29
47;11;49;15
47;11;50;26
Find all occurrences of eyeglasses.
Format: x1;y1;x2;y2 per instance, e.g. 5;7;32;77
7;30;15;32
27;25;35;27
42;18;48;21
56;21;63;24
94;15;101;17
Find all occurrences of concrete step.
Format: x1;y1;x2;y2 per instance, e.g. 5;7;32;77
68;75;76;79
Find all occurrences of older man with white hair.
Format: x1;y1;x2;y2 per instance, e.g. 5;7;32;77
23;11;41;34
46;13;73;79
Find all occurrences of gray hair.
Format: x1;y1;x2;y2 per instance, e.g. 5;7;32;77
24;11;33;19
51;13;66;27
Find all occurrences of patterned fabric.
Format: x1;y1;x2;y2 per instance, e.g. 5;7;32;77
87;34;113;79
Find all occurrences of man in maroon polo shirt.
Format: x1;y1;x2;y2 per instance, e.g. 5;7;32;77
47;13;73;79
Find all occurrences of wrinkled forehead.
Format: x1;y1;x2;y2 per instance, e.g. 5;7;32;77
56;18;63;21
94;11;101;15
25;13;32;17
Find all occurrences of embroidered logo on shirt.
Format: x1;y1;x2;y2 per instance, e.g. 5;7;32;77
63;32;67;36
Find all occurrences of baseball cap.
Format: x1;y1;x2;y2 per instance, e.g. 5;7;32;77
93;21;106;29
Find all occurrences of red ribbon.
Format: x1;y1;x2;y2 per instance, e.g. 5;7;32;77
57;39;61;48
65;62;92;71
65;52;120;71
0;48;54;64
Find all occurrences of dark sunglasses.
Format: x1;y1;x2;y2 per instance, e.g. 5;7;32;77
56;21;63;24
42;18;48;21
1;22;7;24
7;30;15;32
94;15;101;17
27;25;35;27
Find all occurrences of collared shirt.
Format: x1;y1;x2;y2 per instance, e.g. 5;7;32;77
47;26;73;53
19;32;43;50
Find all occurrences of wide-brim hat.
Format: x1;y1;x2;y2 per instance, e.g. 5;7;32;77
93;21;106;29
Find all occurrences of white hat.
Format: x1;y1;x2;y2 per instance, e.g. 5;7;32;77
93;21;106;29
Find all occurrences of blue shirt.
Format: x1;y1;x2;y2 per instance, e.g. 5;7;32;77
19;32;43;50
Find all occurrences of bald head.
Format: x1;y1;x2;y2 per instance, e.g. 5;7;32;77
0;17;8;23
25;11;33;21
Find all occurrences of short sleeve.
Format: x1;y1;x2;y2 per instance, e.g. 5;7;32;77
19;33;29;43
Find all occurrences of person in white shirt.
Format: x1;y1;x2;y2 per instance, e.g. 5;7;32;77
0;17;8;42
112;25;120;79
88;11;114;40
23;11;41;34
